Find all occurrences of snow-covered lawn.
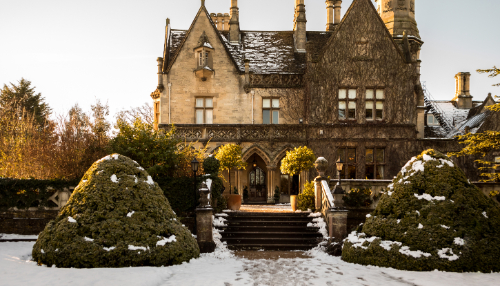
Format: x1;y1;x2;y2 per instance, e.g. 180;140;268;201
1;241;498;286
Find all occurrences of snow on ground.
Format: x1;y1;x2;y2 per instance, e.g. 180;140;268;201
0;234;38;240
1;241;499;286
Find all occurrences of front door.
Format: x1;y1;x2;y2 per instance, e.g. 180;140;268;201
249;167;266;202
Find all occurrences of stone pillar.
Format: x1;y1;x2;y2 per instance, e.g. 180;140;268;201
333;0;342;25
196;183;215;253
325;0;335;31
326;209;348;242
293;0;307;53
267;166;276;203
314;157;328;211
314;178;323;211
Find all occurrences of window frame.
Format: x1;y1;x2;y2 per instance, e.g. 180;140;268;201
427;113;440;126
365;88;385;121
338;88;357;121
337;147;357;179
365;148;385;179
195;97;214;124
262;98;280;124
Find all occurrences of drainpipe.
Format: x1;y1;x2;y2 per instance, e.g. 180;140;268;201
168;82;172;124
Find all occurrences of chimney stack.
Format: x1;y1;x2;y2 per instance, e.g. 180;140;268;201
454;72;473;109
229;0;240;44
334;0;342;25
325;1;334;31
157;57;164;89
294;0;307;53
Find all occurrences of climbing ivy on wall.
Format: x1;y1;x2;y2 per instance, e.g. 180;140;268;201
306;0;418;125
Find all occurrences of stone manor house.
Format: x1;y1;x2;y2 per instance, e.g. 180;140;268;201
150;0;499;203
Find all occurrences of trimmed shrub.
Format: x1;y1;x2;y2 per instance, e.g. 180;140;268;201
156;177;199;217
342;188;373;208
342;149;500;272
32;154;200;268
297;181;315;211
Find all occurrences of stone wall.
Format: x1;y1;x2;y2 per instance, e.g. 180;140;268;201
0;210;58;235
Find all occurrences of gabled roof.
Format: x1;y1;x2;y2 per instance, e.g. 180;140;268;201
163;4;240;74
166;29;330;75
314;0;407;65
425;98;496;138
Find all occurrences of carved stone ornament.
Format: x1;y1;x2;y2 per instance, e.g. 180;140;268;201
383;0;393;12
198;182;211;207
397;0;407;11
314;157;328;177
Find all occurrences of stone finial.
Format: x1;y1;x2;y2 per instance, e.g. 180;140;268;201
315;157;328;177
201;0;205;7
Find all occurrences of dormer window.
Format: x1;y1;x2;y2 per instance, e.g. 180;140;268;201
194;31;215;81
427;114;440;126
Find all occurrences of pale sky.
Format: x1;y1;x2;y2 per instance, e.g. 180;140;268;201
1;0;499;119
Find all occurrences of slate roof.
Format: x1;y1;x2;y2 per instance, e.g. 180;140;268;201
167;29;332;75
425;100;494;138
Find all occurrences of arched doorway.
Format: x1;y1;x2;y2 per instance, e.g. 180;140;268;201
249;167;266;201
246;154;268;202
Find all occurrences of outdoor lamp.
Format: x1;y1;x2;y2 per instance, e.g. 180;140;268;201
334;158;345;208
191;157;199;173
252;155;257;168
336;158;344;172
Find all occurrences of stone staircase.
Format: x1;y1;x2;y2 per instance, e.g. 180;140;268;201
215;212;323;251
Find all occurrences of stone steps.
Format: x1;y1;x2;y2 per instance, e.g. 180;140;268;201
215;211;323;251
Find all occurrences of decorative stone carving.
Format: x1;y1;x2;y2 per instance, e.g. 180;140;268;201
249;74;304;88
314;157;328;177
383;0;393;12
397;0;407;11
198;182;211;207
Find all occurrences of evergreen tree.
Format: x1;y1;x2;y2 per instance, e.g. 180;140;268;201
0;78;51;127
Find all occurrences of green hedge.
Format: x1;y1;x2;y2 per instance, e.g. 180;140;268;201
0;178;79;210
155;177;201;217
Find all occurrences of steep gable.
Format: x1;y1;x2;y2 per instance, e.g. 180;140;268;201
163;5;240;74
307;0;417;124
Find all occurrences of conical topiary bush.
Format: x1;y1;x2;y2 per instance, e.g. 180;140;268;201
32;154;200;268
342;149;500;272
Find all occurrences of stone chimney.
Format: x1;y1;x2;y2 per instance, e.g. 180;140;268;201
454;72;473;109
157;57;164;89
334;0;342;25
294;0;307;53
229;0;240;44
375;0;420;38
326;1;334;31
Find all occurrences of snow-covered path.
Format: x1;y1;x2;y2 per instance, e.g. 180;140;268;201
1;242;498;286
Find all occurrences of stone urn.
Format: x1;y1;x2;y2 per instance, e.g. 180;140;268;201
226;194;241;211
314;157;328;177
